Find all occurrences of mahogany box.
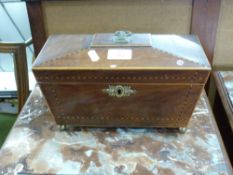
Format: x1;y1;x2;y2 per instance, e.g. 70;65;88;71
32;32;210;129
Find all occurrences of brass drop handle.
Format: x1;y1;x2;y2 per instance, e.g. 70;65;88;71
102;85;136;98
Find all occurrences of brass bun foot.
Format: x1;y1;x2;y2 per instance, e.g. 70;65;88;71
59;125;67;131
179;127;187;133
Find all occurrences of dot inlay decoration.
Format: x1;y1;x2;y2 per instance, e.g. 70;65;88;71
36;74;204;82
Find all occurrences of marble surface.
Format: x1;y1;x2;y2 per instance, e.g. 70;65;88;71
0;86;232;175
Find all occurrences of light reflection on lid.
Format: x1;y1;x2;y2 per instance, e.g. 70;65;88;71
176;59;184;66
110;64;117;68
88;50;100;62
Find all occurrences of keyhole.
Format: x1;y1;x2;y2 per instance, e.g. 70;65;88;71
117;89;122;95
115;86;124;97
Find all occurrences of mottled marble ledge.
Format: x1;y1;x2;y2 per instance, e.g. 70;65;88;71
0;86;232;175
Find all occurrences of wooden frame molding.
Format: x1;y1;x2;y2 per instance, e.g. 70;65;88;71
191;0;221;64
26;1;46;56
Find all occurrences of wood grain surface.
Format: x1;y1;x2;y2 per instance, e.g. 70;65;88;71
33;34;210;128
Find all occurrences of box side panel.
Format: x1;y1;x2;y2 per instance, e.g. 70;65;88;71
39;83;203;128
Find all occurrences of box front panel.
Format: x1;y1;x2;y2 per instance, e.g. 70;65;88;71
40;83;203;128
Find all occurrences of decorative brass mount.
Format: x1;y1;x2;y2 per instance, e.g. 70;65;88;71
102;85;136;98
113;31;132;43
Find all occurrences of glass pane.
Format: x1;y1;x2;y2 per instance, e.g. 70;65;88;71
26;44;34;71
0;2;36;91
0;2;36;115
0;53;18;114
0;2;31;42
26;45;36;91
0;53;14;72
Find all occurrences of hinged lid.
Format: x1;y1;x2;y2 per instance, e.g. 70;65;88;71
32;32;211;70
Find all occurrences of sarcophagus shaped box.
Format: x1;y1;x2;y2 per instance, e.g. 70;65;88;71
33;32;210;128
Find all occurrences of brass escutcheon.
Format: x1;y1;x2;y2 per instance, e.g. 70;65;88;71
102;85;136;98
